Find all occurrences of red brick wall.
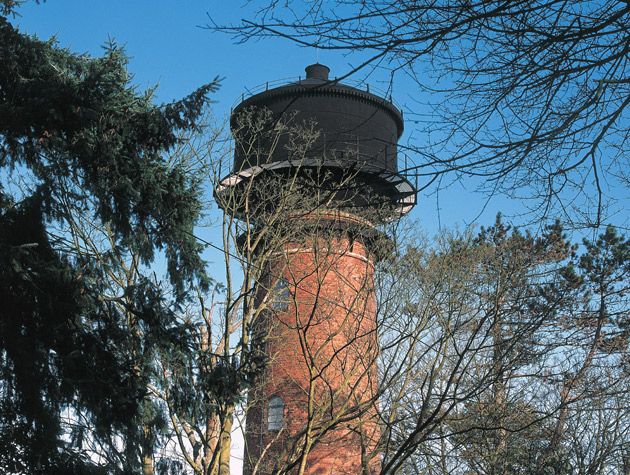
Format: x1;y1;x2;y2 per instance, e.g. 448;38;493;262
244;224;381;474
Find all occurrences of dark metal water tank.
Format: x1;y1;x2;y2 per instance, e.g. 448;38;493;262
220;64;416;218
231;63;403;175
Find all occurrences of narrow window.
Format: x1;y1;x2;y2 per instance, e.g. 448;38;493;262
267;396;285;431
270;278;290;312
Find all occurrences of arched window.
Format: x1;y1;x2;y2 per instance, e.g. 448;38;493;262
267;395;285;431
270;278;290;311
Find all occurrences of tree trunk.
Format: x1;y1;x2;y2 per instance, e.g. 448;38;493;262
218;410;233;475
142;425;154;475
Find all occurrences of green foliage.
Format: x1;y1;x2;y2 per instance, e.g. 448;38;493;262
0;15;217;293
0;12;218;474
577;226;630;352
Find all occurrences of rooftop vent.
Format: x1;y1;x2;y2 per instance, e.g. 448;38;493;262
304;63;330;81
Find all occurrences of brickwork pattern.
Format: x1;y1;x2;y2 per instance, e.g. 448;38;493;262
244;229;381;474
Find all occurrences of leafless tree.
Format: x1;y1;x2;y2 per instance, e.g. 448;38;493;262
212;0;629;228
155;107;382;475
53;107;625;475
373;220;629;474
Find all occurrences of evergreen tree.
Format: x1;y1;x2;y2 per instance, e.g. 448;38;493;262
535;226;630;473
449;217;576;475
0;10;218;474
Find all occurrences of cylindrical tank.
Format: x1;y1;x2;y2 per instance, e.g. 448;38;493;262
219;64;416;220
231;63;403;174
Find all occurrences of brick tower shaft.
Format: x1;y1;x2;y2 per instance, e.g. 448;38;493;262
244;215;381;474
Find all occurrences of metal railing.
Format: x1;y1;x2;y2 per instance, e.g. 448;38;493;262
232;75;404;113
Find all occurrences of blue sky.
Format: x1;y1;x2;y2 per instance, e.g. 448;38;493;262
12;0;530;243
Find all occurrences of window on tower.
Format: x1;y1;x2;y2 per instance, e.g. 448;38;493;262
267;395;285;431
270;278;290;312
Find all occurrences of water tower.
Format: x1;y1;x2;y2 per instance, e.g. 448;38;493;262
217;64;416;474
